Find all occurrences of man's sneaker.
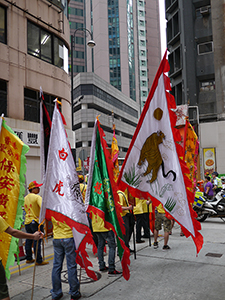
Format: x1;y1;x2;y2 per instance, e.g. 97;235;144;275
52;292;63;300
99;266;108;272
108;270;122;276
35;261;49;266
71;291;81;300
162;245;171;250
153;242;158;249
26;259;35;264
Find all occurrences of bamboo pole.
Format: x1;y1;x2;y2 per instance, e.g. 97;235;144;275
31;239;39;299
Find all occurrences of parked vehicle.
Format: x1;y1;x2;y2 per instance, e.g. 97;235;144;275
193;189;225;222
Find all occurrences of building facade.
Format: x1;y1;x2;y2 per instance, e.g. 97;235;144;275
73;72;139;162
70;0;161;165
0;0;72;185
72;0;161;109
68;0;86;74
165;0;225;175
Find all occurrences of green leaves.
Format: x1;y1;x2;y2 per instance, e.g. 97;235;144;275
124;164;142;187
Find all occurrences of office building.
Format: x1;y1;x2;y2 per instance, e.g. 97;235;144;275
71;0;161;164
165;0;225;174
73;72;140;160
85;0;161;108
0;0;72;184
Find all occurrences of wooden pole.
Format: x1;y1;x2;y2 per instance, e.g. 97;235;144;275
79;266;82;292
147;203;151;247
31;239;39;300
132;212;136;260
18;262;21;276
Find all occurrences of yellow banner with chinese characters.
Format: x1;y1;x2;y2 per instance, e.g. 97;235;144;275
111;130;120;182
184;122;199;192
0;118;29;279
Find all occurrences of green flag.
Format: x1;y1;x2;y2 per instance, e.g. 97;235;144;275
86;119;130;280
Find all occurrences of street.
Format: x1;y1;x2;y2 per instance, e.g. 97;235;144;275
8;218;225;300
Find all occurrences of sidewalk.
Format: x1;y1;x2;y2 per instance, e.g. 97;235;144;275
8;220;225;299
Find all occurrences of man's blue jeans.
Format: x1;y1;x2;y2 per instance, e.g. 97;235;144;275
51;238;80;299
25;221;43;263
96;231;116;272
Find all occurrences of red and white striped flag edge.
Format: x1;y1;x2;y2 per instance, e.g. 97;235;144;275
117;51;203;254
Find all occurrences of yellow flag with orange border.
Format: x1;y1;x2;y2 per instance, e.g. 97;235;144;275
111;129;120;182
184;121;199;192
0;117;29;279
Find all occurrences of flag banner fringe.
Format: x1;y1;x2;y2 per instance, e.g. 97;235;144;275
45;209;97;280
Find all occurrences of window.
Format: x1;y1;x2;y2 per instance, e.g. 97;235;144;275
70;22;84;30
141;81;147;87
166;11;180;42
27;21;68;72
41;29;52;63
74;50;84;59
139;20;144;26
0;5;6;44
0;80;7;117
74;65;85;72
140;40;145;46
198;42;213;55
27;22;40;58
141;70;147;77
139;1;144;7
54;37;63;68
141;60;146;66
200;80;215;92
140;30;145;36
75;37;84;45
140;50;145;56
141;90;147;97
139;10;144;17
24;88;61;122
69;8;83;16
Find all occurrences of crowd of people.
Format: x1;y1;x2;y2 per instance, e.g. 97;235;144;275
0;176;181;300
203;171;223;199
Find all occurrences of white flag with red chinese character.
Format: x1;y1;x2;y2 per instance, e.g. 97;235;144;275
40;102;97;280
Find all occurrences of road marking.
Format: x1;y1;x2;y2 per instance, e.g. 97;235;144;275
9;253;54;274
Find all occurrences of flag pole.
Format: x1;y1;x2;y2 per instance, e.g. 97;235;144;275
132;211;136;259
31;239;39;300
79;266;82;292
147;203;151;247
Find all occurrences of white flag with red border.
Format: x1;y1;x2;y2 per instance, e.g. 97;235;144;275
40;102;97;280
117;52;203;254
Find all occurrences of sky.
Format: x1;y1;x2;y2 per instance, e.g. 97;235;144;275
158;0;167;57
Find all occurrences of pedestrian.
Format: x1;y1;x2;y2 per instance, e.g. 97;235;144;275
0;216;43;300
91;213;121;276
153;204;171;250
212;172;222;194
78;175;86;203
50;217;81;300
204;176;214;199
117;190;133;252
24;181;48;265
140;198;151;239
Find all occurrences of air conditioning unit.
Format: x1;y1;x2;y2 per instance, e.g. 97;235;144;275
200;6;209;16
